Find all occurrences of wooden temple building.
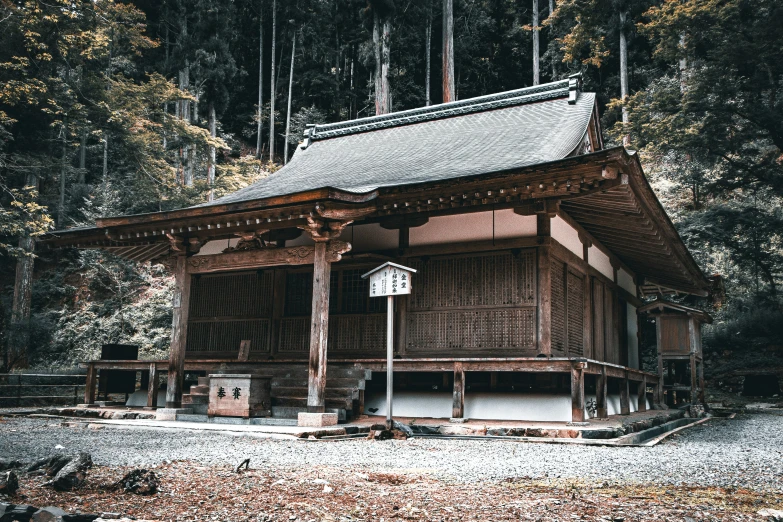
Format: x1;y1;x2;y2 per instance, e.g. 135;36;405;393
43;75;712;424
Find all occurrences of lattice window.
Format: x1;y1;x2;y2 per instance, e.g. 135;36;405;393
551;259;566;355
278;317;310;352
189;271;273;318
329;315;386;352
567;270;584;357
407;309;535;352
408;250;536;310
186;319;271;353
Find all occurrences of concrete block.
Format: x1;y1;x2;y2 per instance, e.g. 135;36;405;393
155;408;192;421
298;412;338;427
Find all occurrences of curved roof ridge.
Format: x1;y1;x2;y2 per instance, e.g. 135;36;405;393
306;78;572;142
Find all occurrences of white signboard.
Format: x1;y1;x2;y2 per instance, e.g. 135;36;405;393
368;264;413;297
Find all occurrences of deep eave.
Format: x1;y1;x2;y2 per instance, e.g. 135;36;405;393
40;148;710;296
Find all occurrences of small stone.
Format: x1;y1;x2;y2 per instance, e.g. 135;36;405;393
115;469;159;495
32;506;68;522
0;470;19;495
323;485;333;493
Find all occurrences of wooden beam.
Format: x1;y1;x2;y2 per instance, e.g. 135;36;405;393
186;241;350;274
637;374;647;412
166;254;192;408
620;372;630;415
84;363;97;405
452;362;465;419
307;241;331;413
571;365;585;422
596;365;608;419
146;363;159;408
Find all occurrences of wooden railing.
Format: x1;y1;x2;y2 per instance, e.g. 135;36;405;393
0;373;86;408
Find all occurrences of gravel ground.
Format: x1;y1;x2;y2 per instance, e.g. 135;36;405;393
2;413;782;492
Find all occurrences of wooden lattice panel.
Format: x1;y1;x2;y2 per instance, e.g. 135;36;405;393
186;319;271;353
278;317;310;352
329;314;386;352
551;259;566;356
189;271;273;318
407;308;536;353
408;250;536;310
567;270;584;357
592;279;605;361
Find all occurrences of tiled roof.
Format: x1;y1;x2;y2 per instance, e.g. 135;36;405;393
206;77;596;206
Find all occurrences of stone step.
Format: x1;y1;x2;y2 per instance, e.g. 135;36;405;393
176;413;298;426
270;377;365;390
272;396;353;410
273;386;358;400
182;394;208;405
188;384;210;395
271;406;346;421
197;376;210;386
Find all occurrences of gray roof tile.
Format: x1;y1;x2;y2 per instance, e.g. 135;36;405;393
206;81;596;206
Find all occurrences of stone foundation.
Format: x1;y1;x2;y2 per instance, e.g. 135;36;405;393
298;412;338;427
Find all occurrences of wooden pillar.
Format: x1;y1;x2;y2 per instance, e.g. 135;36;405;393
84;362;97;405
689;353;698;404
536;214;552;357
637;374;647;412
452;362;464;419
146;363;159;409
596;365;608;419
307;241;331;413
620;371;630;415
570;364;585;423
166;254;191;408
698;360;705;404
656;318;664;407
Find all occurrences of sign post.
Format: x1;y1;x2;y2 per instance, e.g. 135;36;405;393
362;262;416;430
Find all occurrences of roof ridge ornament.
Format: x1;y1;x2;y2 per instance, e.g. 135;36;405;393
568;73;583;105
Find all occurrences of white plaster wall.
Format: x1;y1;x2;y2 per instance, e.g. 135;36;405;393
366;391;652;421
588;245;614;279
346;223;399;252
195;238;239;256
409;209;537;246
551;216;583;259
126;390;165;408
366;391;570;422
627;303;639;369
617;268;636;295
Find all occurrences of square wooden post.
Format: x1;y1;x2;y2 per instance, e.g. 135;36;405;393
307;240;331;413
146;363;159;409
536;214;552;357
452;362;465;420
166;254;192;408
620;371;630;415
698;360;705;403
656;319;665;407
570;364;585;423
84;362;97;405
689;353;698;404
637;375;647;413
596;365;608;419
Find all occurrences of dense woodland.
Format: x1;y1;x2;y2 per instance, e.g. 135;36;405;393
0;0;781;372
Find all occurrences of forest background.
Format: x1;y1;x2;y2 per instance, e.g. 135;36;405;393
0;0;781;376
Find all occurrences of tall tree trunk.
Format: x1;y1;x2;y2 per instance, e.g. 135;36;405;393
283;32;296;165
549;0;556;80
373;11;381;113
619;10;629;146
380;18;391;113
207;102;216;201
102;133;109;190
442;0;454;102
256;3;264;159
425;2;432;106
532;0;540;86
78;128;86;184
8;172;39;370
269;0;276;162
58;117;67;228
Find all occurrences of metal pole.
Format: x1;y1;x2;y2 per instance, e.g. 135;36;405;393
386;294;394;430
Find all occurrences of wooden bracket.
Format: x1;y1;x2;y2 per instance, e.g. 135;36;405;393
514;199;559;217
315;201;375;221
298;216;353;242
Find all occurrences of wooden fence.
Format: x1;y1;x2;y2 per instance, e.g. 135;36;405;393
0;373;86;408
